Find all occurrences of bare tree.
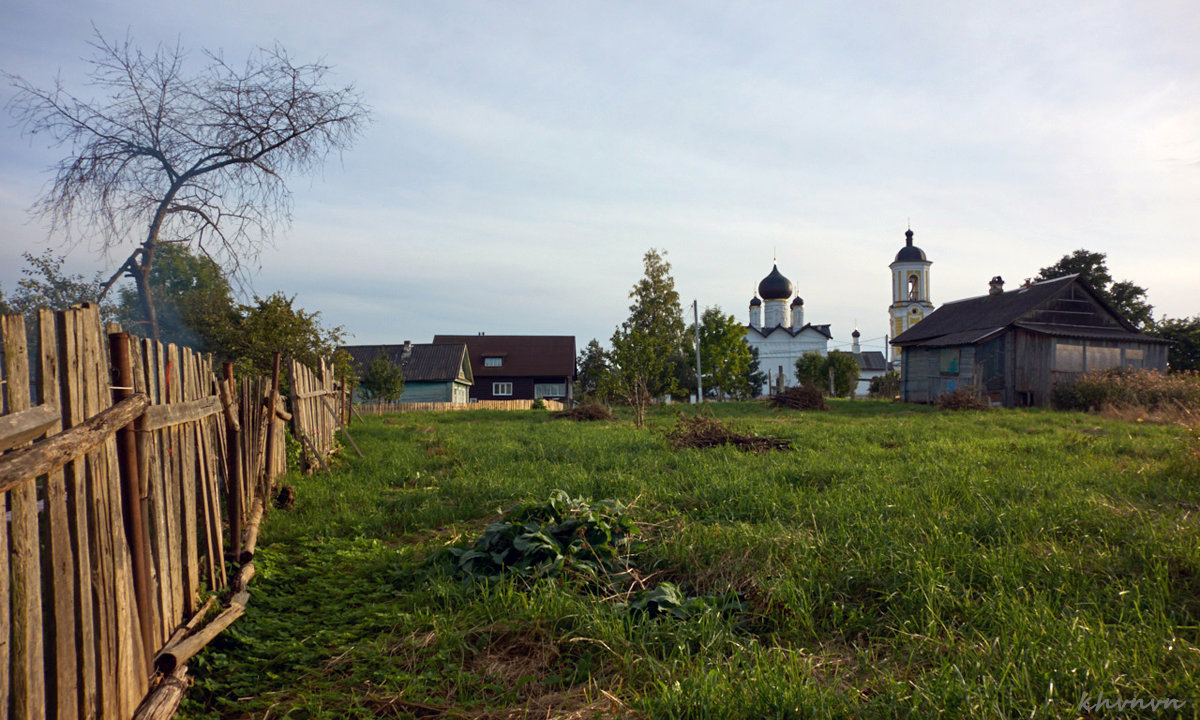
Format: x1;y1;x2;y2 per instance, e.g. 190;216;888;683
6;31;369;340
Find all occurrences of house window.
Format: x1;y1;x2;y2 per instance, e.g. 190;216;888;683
493;382;513;396
939;348;960;375
1054;341;1084;372
1124;348;1144;369
484;357;503;367
1087;346;1121;371
534;383;566;398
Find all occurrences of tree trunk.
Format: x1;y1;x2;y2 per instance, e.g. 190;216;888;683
134;244;160;344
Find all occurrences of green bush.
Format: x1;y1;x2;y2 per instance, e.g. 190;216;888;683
1052;368;1200;411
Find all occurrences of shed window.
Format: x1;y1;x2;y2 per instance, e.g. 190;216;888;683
483;357;503;367
1087;346;1121;371
939;348;960;375
1123;348;1144;369
493;382;513;396
1054;341;1084;372
534;383;566;398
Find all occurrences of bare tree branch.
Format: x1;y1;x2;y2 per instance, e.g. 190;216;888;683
5;29;369;340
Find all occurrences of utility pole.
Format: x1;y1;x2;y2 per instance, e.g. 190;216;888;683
693;300;703;403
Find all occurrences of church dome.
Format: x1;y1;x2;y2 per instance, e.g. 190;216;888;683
757;264;794;300
749;296;762;307
790;296;804;307
852;329;860;338
894;229;927;263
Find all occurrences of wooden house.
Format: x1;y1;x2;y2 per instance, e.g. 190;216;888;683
890;275;1168;407
433;334;576;401
342;342;473;402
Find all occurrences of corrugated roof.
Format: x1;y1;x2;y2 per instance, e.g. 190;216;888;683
854;351;889;372
432;335;576;378
892;275;1158;347
341;343;472;383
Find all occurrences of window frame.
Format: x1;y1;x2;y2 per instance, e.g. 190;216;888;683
492;381;513;396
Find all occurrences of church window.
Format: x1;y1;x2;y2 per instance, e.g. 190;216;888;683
908;274;920;300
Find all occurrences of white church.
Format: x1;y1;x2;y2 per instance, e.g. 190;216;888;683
744;263;832;392
744;227;926;395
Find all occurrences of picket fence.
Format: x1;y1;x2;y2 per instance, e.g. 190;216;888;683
0;304;345;720
359;398;564;414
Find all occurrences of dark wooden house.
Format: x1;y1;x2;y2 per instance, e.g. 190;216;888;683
890;275;1168;407
432;334;576;401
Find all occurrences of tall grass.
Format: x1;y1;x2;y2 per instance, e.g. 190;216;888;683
181;401;1200;719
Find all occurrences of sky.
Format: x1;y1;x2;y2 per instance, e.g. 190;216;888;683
2;1;1199;358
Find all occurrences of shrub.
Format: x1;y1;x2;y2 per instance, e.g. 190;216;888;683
530;398;547;410
868;370;900;399
1052;369;1200;412
770;385;828;411
937;387;990;411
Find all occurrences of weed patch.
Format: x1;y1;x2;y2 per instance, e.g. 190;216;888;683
666;414;791;452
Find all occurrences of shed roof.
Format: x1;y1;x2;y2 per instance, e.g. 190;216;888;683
341;343;473;383
891;275;1165;347
855;351;889;372
432;335;576;378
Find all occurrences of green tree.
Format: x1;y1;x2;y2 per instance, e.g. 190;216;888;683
793;350;859;398
114;243;235;349
603;249;685;427
576;339;608;399
358;353;405;401
745;347;767;398
689;306;753;400
1151;316;1200;372
794;352;827;389
0;250;113;348
825;350;861;398
1035;249;1153;328
208;292;346;377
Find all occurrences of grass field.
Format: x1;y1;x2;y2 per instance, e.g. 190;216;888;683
180;401;1200;719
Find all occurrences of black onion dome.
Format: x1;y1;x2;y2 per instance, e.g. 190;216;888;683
894;228;928;263
852;329;861;337
749;296;762;306
757;264;794;300
790;296;804;307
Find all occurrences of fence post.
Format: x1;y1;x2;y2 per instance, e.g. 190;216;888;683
223;363;244;561
263;352;282;495
109;331;155;673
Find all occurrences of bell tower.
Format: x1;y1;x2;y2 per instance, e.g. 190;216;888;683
889;228;933;347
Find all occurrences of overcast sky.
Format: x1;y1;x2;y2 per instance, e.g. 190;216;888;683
3;1;1199;356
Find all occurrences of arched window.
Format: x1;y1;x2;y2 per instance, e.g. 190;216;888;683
908;274;920;300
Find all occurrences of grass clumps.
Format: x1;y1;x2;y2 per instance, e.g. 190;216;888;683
666;414;791;452
769;385;829;411
552;398;615;421
936;387;990;410
1054;368;1200;414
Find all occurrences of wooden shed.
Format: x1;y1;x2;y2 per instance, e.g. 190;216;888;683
891;275;1169;407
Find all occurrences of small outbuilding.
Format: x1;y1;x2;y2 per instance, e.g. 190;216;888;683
890;274;1168;407
342;342;473;403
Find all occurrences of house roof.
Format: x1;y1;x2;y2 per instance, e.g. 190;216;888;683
341;343;473;384
854;351;889;372
747;323;833;340
432;335;576;378
891;275;1167;347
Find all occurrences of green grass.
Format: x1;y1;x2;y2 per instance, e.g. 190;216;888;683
181;401;1200;719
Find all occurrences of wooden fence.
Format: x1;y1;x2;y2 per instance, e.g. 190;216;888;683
1;305;339;719
359;398;564;414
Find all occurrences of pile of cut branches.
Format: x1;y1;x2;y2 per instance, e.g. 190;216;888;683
937;387;990;411
666;414;791;452
770;386;828;411
552;399;615;421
